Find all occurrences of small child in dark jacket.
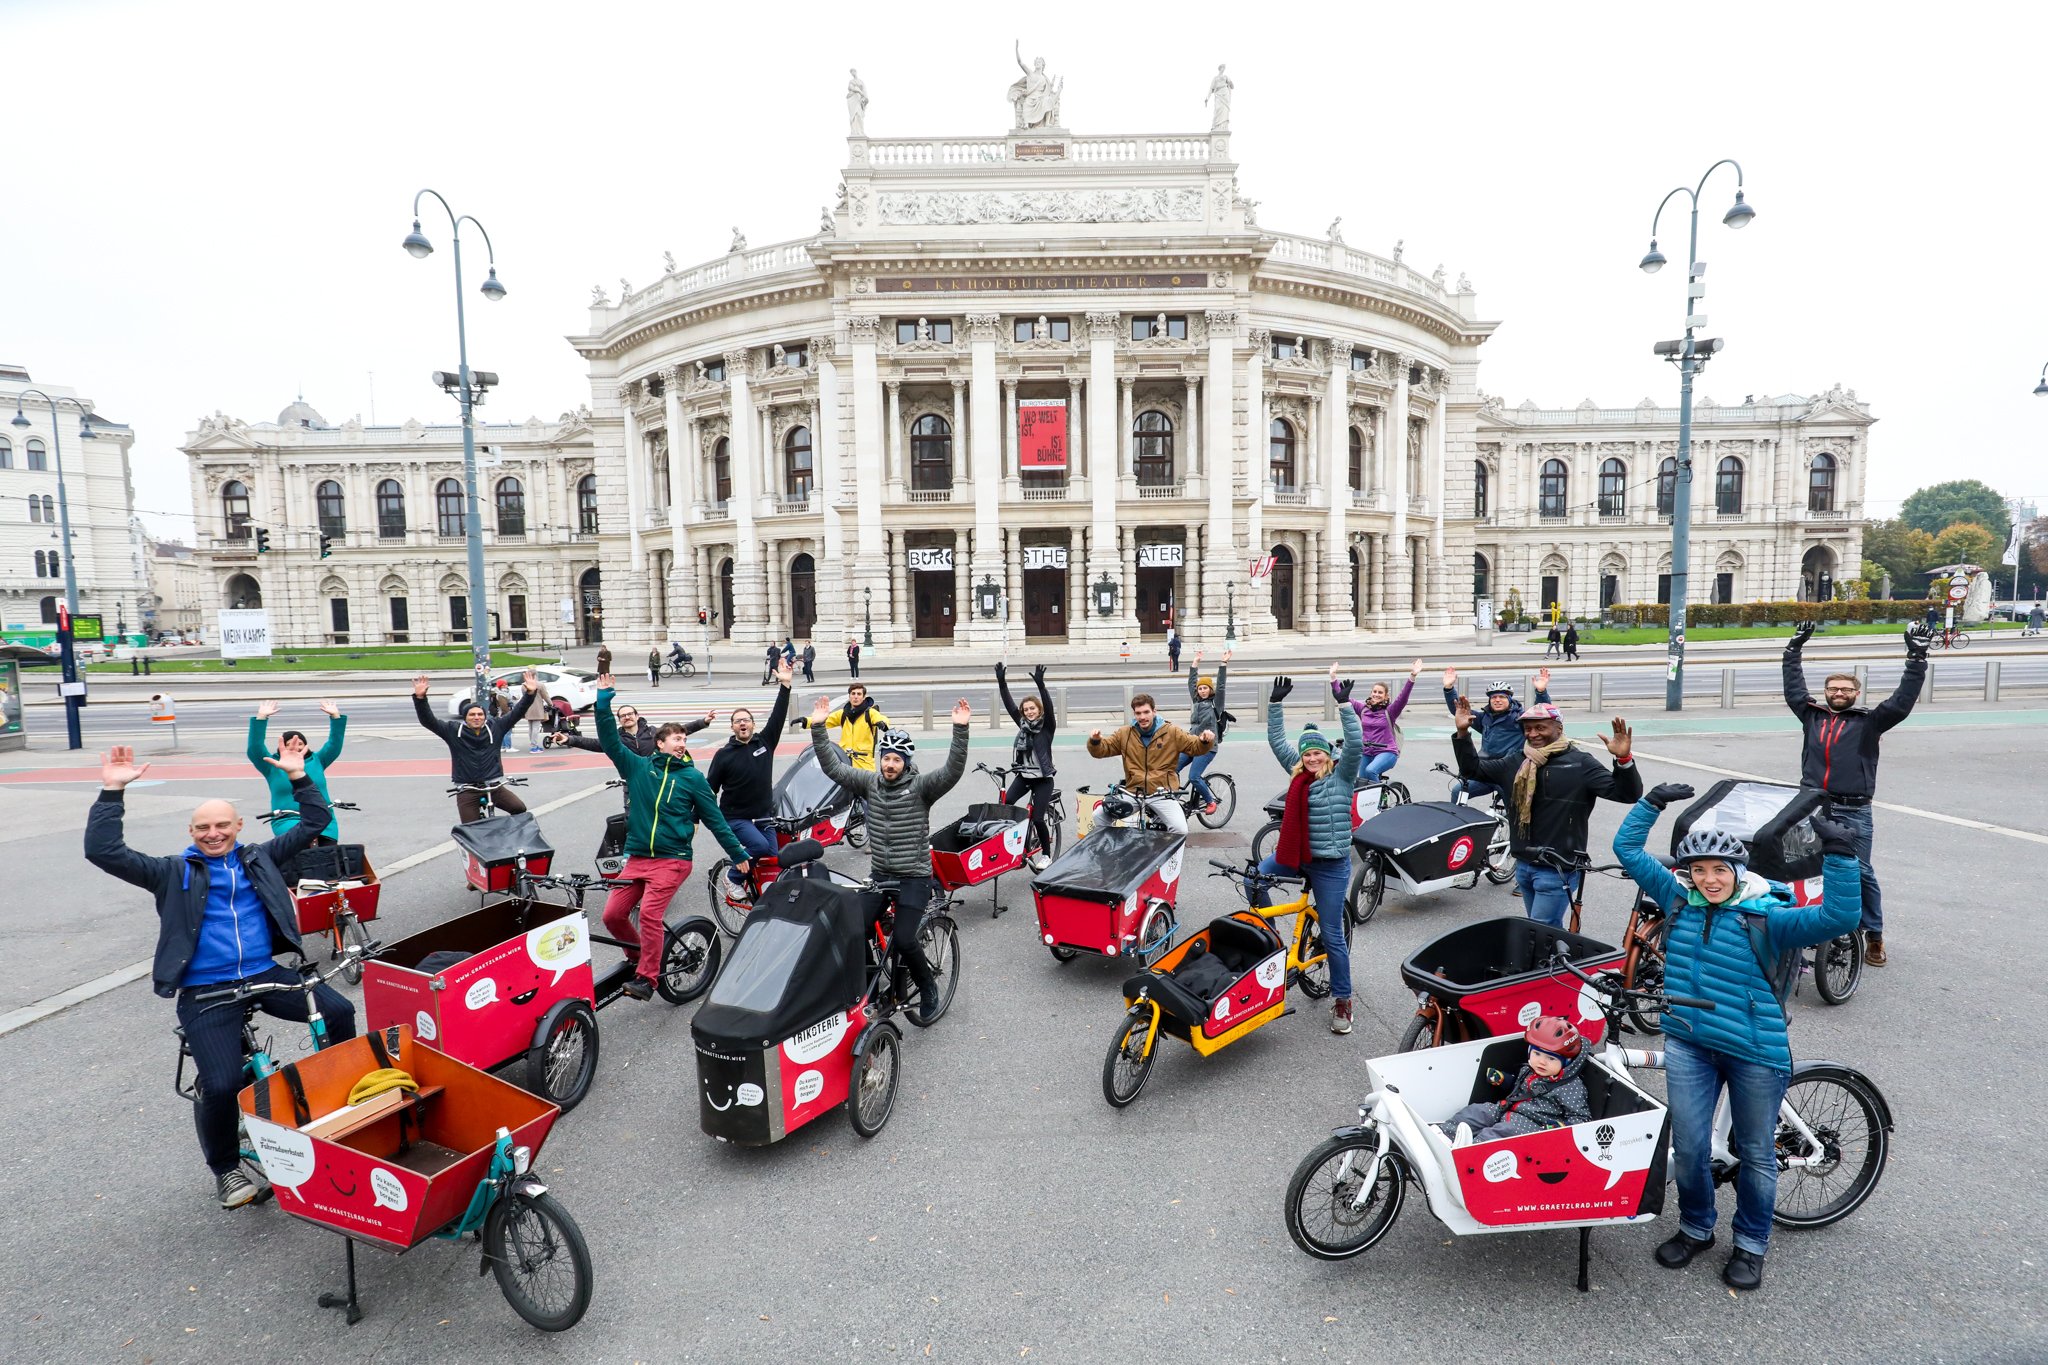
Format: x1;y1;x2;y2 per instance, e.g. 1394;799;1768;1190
1435;1017;1592;1145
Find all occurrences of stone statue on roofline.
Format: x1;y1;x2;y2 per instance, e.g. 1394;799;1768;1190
1206;65;1233;130
1008;42;1061;129
846;69;868;136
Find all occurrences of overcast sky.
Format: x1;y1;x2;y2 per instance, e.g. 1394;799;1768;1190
8;1;2042;540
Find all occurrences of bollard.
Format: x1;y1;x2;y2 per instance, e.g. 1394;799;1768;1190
142;655;152;675
922;691;933;729
1588;672;1602;712
1986;660;2000;703
988;692;1001;731
1055;686;1067;728
1324;686;1337;723
1122;684;1134;717
1853;663;1867;694
1524;674;1536;709
1922;663;1934;704
1721;668;1735;709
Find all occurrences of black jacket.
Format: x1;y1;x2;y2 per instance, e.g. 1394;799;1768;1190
1453;729;1643;862
996;669;1057;778
86;778;331;997
705;685;792;819
415;690;535;785
1783;643;1924;798
557;715;698;757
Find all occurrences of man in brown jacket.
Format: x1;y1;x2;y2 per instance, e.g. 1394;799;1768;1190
1086;692;1214;834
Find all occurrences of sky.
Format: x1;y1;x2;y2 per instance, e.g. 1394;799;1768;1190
6;0;2043;541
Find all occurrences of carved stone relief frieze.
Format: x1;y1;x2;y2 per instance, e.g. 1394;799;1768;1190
876;187;1204;226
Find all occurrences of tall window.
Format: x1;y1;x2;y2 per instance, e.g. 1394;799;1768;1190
712;438;731;506
1013;316;1071;341
1716;457;1745;515
701;358;725;383
1474;461;1489;518
26;439;47;471
896;318;953;343
508;595;528;635
1268;419;1297;488
221;480;251;539
1539;459;1567;519
784;426;814;499
1474;552;1491;601
40;494;53;521
1133;411;1174;486
27;496;41;524
315;480;346;536
910;414;953;491
329;598;350;635
1348;427;1365;492
0;437;11;468
1808;453;1838;512
1598;458;1626;516
389;595;410;636
449;594;468;632
577;474;600;533
1133;315;1187;340
33;551;47;577
1656;457;1677;517
376;479;406;538
494;477;525;535
39;595;57;623
434;479;465;536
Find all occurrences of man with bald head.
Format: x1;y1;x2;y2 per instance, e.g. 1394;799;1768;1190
86;743;355;1210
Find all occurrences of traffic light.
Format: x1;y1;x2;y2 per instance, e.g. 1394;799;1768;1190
697;607;708;625
319;532;333;559
255;528;271;553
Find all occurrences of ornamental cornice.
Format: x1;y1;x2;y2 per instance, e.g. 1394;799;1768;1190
1251;274;1496;348
722;348;752;372
1247;327;1271;350
965;311;1002;340
848;315;883;341
658;364;683;386
1085;310;1121;338
1330;339;1354;365
1204;307;1239;330
806;334;836;360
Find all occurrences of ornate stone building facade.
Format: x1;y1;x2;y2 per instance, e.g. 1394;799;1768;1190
1472;389;1873;617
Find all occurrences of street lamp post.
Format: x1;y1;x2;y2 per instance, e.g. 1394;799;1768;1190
1638;161;1754;711
11;389;94;750
862;585;874;650
402;191;508;707
1225;582;1236;644
2033;362;2047;397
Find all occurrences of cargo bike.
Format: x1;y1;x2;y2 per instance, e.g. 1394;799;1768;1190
1394;916;1628;1053
930;769;1040;918
706;739;867;937
1031;816;1186;966
361;811;722;1112
1346;800;1512;924
259;802;381;985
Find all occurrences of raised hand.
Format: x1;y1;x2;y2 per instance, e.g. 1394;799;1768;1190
1810;816;1858;858
994;661;1008;681
1221;648;1232;664
1600;716;1633;762
1089;728;1105;744
1535;667;1552;691
411;673;431;700
522;667;540;692
704;709;718;724
1327;660;1341;680
1904;624;1932;660
596;671;616;691
1409;657;1424;679
255;699;279;720
100;745;151;790
776;661;794;687
1791;621;1817;646
1334;678;1355;703
1270;675;1293;705
1192;651;1203;667
318;699;340;719
1030;664;1047;688
1453;693;1474;733
810;696;833;725
264;748;308;782
1644;782;1695;810
951;698;974;725
1442;666;1457;690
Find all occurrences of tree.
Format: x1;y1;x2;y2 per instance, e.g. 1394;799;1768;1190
1930;520;1997;569
1900;480;2011;542
2028;517;2048;578
1859;518;1936;595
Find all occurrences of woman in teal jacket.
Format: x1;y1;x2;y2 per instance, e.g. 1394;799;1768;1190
1613;784;1860;1292
1254;676;1363;1034
247;699;347;839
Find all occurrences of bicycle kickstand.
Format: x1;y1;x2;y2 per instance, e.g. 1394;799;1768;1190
317;1237;365;1325
1576;1226;1592;1293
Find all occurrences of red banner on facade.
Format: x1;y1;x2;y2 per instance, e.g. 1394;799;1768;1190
1018;399;1068;470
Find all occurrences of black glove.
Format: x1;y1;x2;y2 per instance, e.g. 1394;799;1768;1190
1030;664;1047;688
1644;782;1695;810
994;661;1007;681
1333;678;1355;703
1810;816;1858;858
1270;675;1293;705
1904;625;1932;660
1790;621;1816;647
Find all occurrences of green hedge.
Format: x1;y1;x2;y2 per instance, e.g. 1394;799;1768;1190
1606;600;1928;629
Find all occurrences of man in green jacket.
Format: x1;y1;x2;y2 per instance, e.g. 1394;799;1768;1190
247;698;346;849
594;674;749;999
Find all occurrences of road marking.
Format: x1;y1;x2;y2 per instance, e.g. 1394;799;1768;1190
0;778;616;1038
1628;747;2048;847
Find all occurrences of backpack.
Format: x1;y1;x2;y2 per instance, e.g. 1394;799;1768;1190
1739;911;1800;1011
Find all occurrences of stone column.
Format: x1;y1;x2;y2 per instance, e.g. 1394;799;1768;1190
1068;526;1087;633
619;383;650;636
1245;331;1270;629
725;351;764;644
886;379;905;494
1204;310;1237;634
1003;379;1019;481
812;335;844;646
1429;379;1450;623
1119;375;1135;496
1067;376;1085;490
965;313;1004;645
1004;526;1023;631
889;529;908;631
1386;357;1414;628
952;530;969;640
1324;342;1352;634
660;368;694;636
1183;374;1201;481
1086;310;1123;642
848;316;888;643
1370;531;1388;620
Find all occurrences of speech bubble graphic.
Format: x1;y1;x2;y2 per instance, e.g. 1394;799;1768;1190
1254;953;1286;990
464;978;499;1011
1516;1000;1541;1027
1578;981;1604;1023
735;1083;765;1107
369;1166;409;1211
1482;1151;1521;1183
526;912;591;986
968;849;984;872
246;1117;314;1190
782;1011;849;1065
1160;849;1184;886
794;1070;824;1105
414;1009;438;1042
1004;824;1027;856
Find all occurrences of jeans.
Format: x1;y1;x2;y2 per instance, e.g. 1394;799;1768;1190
602;855;694;979
1360;750;1399;783
1514;860;1579;928
1141;792;1187;835
1002;774;1056;858
870;875;941;1008
724;818;779;882
1456;778;1504;806
1250;854;1352;1000
848;654;860;678
455;784;526;823
1663;1033;1790;1256
1177;750;1218;804
1824;800;1882;934
177;964;357;1175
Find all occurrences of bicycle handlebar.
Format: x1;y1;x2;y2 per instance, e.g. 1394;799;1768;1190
1549;947;1715;1013
445;777;529;795
188;942;383;1011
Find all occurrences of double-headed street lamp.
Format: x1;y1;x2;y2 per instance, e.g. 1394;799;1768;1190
2033;362;2047;397
401;190;506;705
11;389;98;749
1639;160;1755;712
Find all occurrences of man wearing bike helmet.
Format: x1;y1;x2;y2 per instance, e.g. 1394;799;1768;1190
1451;697;1640;927
85;743;355;1210
413;668;539;823
1441;666;1551;803
810;695;972;1024
1613;783;1862;1291
1782;620;1929;966
706;661;795;883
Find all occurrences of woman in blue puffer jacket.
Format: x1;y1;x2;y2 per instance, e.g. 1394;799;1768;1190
1254;676;1363;1035
1613;785;1861;1294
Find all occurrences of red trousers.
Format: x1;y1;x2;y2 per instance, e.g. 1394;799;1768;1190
602;855;693;979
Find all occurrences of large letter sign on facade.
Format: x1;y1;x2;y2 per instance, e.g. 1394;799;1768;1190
219;609;274;659
1018;398;1068;471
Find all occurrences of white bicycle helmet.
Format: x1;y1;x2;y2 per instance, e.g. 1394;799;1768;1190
1674;827;1747;867
876;728;916;759
1485;679;1514;696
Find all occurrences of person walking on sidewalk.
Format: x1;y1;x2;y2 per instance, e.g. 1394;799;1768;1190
1166;625;1182;672
1563;622;1580;661
847;637;861;679
1544;621;1562;659
1330;657;1419;785
415;669;537;822
1180;649;1231;814
1781;620;1929;966
801;641;816;683
762;643;780;686
647;648;662;687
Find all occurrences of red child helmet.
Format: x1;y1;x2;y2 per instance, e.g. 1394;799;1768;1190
1524;1015;1583;1060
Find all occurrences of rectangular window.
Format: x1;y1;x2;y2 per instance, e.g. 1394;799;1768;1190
702;359;725;383
1133;315;1187;341
1656;574;1672;606
1714;572;1734;605
1600;575;1620;609
449;596;469;633
1014;317;1071;341
1541;575;1560;613
329;597;350;640
508;594;528;639
896;319;952;343
779;344;809;369
1350;350;1371;371
389;595;410;642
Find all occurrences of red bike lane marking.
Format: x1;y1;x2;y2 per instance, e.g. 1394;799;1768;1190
0;754;619;784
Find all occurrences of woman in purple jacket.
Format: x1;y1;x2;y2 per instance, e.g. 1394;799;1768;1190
1330;657;1422;783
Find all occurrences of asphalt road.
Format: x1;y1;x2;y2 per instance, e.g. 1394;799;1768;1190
2;711;2043;1361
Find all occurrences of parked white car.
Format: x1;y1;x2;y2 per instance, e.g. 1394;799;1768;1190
444;665;601;719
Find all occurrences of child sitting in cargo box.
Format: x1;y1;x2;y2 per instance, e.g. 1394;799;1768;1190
1433;1016;1592;1146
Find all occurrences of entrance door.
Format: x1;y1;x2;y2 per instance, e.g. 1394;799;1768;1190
789;553;817;639
1269;546;1296;630
1135;567;1175;635
578;568;604;644
1023;567;1066;637
718;559;734;638
915;573;955;639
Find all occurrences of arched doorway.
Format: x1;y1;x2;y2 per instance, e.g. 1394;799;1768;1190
718;558;734;639
1348;546;1363;626
224;572;263;610
578;567;604;644
788;553;817;639
1269;544;1296;630
1800;546;1838;602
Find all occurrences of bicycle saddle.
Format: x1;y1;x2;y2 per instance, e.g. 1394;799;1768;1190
779;838;826;868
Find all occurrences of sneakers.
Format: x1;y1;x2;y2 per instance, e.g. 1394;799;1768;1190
528;745;544;753
1722;1248;1765;1291
1864;932;1887;967
1452;1122;1474;1148
1654;1230;1715;1269
1202;801;1219;816
622;976;655;1001
217;1169;259;1209
1330;999;1353;1035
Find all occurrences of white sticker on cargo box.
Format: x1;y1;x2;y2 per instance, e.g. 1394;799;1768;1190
246;1117;314;1190
736;1083;764;1107
782;1011;850;1065
465;979;498;1010
526;912;591;986
1516;1000;1541;1026
415;1010;438;1041
794;1070;824;1105
370;1166;409;1211
1160;849;1183;886
1482;1151;1521;1183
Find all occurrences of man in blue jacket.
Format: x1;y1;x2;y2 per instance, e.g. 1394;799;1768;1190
1613;783;1861;1292
1441;665;1550;803
85;743;353;1210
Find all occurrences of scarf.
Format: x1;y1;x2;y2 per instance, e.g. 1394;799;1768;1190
1011;718;1042;775
1512;737;1571;830
840;698;874;725
1276;768;1314;870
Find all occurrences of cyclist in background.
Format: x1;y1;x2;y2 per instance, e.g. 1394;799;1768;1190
1180;649;1231;815
415;669;537;822
824;683;891;773
705;661;795;884
1086;693;1214;835
1442;666;1551;804
1331;657;1420;785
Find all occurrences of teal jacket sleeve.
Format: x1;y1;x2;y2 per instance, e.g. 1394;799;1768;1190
246;716;270;771
1766;851;1863;953
689;769;749;862
1612;798;1684;910
316;715;347;768
1267;701;1298;772
594;690;634;776
1335;700;1363;784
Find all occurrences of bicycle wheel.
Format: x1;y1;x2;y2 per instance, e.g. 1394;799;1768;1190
1951;631;1970;650
524;1000;599;1113
1772;1066;1890;1227
656;918;722;1004
1284;1136;1406;1260
706;860;753;938
1250;819;1280;867
848;1028;900;1138
908;913;961;1027
1483;818;1516;885
1293;920;1331;1000
1048;944;1080;962
1195;773;1236;829
679;662;695;678
1026;807;1063;866
484;1190;593;1332
1398;1011;1441;1052
1102;1011;1158;1108
1380;781;1410;809
339;914;373;986
1347;854;1385;926
1624;919;1669;1036
1133;903;1175;968
1811;932;1862;1006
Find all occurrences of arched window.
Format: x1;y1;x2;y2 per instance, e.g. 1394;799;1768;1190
910;414;952;491
577;474;600;534
34;551;46;577
1133;411;1173;486
376;479;406;538
1539;459;1568;519
26;439;47;472
0;437;12;469
1474;551;1492;601
494;476;525;535
1656;457;1677;517
435;478;465;536
1268;419;1297;489
710;438;731;506
1348;427;1365;492
1716;457;1745;515
1808;453;1837;512
1474;461;1489;518
27;495;41;524
1598;457;1626;517
39;595;57;623
784;425;813;499
315;480;346;536
40;495;53;521
221;479;251;539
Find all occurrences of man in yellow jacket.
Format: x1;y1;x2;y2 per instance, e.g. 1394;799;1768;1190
1085;692;1214;834
824;683;891;772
